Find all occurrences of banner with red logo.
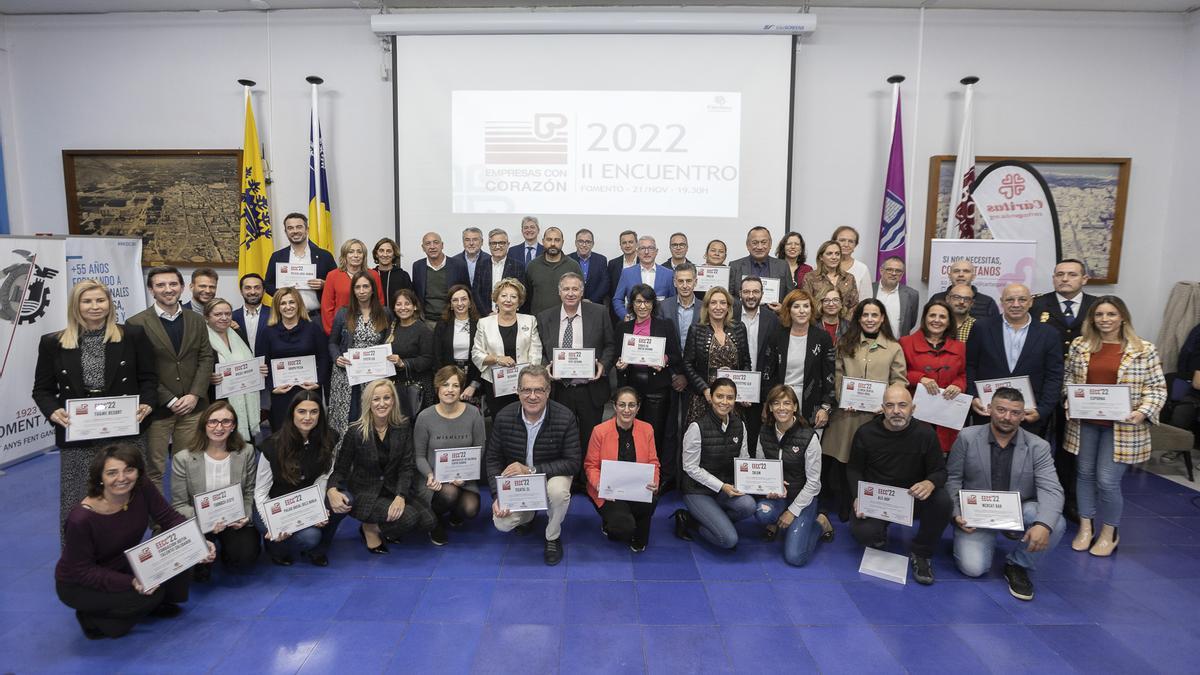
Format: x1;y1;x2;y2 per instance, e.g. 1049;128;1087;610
970;161;1061;295
928;238;1040;303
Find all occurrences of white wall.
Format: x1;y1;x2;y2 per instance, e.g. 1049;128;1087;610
0;7;1193;337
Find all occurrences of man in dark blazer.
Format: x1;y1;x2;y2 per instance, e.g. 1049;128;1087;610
966;283;1064;438
508;216;544;267
262;212;337;320
871;256;920;338
411;232;470;324
536;273;615;454
656;264;703;351
728;226;794;304
451;226;486;288
606;230;640;303
486;365;581;565
613;236;675;320
233;273;270;355
733;276;782;456
127;265;215;491
473;228;525;316
567;228;610;306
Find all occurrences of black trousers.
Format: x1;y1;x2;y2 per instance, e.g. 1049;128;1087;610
597;498;659;546
1051;406;1078;512
743;403;764;458
636;389;672;486
56;573;190;638
553;382;604;462
209;525;261;570
850;487;953;558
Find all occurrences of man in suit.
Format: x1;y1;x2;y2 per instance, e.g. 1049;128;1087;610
871;256;920;337
523;227;583;316
947;387;1066;601
662;232;691;270
568;228;610;305
127;265;215;491
486;365;582;565
474;228;525;315
613;236;675;320
728;226;793;306
1030;258;1097;522
509;216;544;267
930;258;1000;321
537;273;615;454
733;275;781;457
452;226;485;288
233;273;269;355
182;268;218;315
967;283;1064;438
606;230;639;303
263;212;336;321
656;263;702;351
412;231;470;326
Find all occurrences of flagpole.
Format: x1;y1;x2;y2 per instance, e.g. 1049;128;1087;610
887;74;904;141
307;75;325;247
948;75;979;239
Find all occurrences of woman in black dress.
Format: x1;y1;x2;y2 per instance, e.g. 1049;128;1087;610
432;284;483;403
682;286;751;425
388;288;435;417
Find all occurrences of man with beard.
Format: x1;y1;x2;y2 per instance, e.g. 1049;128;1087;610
233;273;269;356
732;276;780;457
263;212;336;321
182;268;218;315
522;227;582;315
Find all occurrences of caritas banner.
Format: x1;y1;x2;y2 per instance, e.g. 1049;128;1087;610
65;236;146;323
0;236;68;467
970;161;1060;295
928;238;1039;305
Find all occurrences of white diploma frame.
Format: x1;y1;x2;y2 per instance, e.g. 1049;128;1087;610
597;460;655;503
620;335;667;367
435;446;483;483
959;490;1025;531
214;357;266;399
270;355;319;388
553;348;595;380
856;480;914;527
491;363;529;397
976;376;1037;410
1066;384;1133;422
716;369;762;403
275;262;316;288
694;265;730;292
495;473;549;512
839;377;886;412
345;344;396;387
912;387;973;431
733;458;784;495
193;484;247;534
261;484;328;539
124;518;209;589
65;395;140;443
760;278;782;305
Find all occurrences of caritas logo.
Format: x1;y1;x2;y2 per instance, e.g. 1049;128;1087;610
998;172;1026;199
863;485;874;497
200;497;210;508
966;494;978;505
138;547;153;562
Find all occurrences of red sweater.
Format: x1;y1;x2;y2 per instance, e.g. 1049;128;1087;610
321;268;384;334
900;333;967;452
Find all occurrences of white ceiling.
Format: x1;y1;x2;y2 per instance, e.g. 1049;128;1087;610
0;0;1197;15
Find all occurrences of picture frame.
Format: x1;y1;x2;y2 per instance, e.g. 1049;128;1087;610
922;155;1130;284
63;149;243;268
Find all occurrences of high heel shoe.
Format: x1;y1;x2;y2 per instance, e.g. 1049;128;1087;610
1071;518;1093;552
1089;524;1119;557
672;509;693;541
817;513;835;543
360;524;390;554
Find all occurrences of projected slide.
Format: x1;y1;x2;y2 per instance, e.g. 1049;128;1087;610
452;90;741;217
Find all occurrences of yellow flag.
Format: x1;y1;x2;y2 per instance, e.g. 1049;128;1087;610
238;90;273;291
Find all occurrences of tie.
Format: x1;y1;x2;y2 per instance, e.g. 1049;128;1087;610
526;246;534;265
1063;300;1075;321
563;315;575;348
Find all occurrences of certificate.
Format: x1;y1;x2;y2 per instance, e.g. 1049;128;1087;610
694;265;730;292
261;485;328;539
959;490;1025;531
598;460;655;503
976;376;1037;409
214;357;265;399
553;348;595;380
733;458;784;496
856;481;914;526
491;363;529;397
275;262;316;289
271;355;318;387
345;344;396;387
434;446;482;483
716;369;762;403
1067;384;1133;422
124;518;208;589
760;278;782;305
839;377;886;412
192;484;246;534
912;387;973;431
621;335;667;367
495;473;548;512
65;395;140;443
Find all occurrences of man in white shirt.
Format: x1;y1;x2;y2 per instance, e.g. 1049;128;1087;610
473;229;524;316
656;264;701;351
870;256;920;337
606;230;640;308
454;227;485;287
613;236;674;319
509;216;544;267
733;276;781;457
263;213;335;321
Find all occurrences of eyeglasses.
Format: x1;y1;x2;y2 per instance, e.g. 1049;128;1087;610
670;242;687;248
882;267;904;274
821;298;842;304
518;387;549;396
615;402;639;410
638;246;657;252
632;298;653;306
489;241;508;248
947;294;973;302
206;419;236;428
576;239;593;245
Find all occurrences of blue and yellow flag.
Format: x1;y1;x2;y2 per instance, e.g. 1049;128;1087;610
307;106;333;252
238;90;273;289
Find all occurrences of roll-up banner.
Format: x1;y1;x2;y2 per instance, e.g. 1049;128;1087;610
970;161;1061;295
65;236;146;323
928;239;1039;305
0;236;68;467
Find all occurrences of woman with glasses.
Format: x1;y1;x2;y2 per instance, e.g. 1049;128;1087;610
329;272;391;437
816;288;850;344
614;284;683;476
801;240;858;320
205;298;267;443
170;402;260;580
899;300;965;453
585;387;661;552
776;232;813;288
683;286;751;426
472;278;542;416
432;284;483;403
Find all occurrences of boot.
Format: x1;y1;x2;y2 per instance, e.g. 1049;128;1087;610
1089;524;1120;557
1071;518;1093;552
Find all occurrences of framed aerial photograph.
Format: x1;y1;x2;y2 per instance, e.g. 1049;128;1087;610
923;155;1130;284
63;149;242;267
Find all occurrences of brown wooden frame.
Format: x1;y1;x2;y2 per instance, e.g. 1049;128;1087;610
63;149;243;268
922;155;1131;284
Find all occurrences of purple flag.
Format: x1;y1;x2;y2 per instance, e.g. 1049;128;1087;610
876;89;907;283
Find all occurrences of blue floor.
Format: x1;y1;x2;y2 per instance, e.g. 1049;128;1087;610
2;451;1200;674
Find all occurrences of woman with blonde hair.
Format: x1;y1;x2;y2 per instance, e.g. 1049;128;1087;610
261;287;329;432
33;280;156;539
682;286;750;425
205;298;267;442
471;277;542;416
801;240;859;320
320;238;384;334
1064;295;1166;556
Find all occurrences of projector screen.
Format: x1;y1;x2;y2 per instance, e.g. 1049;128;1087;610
394;34;793;266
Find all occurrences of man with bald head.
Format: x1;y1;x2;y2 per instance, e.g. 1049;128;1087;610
412;231;470;324
846;385;951;585
930;258;1000;320
966;283;1063;438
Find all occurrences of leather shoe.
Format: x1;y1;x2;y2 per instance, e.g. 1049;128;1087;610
672;509;693;542
306;552;330;567
544;538;564;565
270;555;293;567
514;522;534;537
150;602;183;619
360;525;389;554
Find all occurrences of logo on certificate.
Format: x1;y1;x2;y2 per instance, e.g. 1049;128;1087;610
138;547;153;562
439;454;449;463
352;352;361;360
74;403;89;415
983;384;994;393
863;485;875;496
739;462;749;472
627;338;636;347
846;381;856;391
1074;388;1085;398
557;352;566;360
223;368;233;376
501;480;511;491
966;494;977;505
200;497;210;508
270;502;282;515
276;362;285;371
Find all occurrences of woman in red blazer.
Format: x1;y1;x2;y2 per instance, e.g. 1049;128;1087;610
321;239;384;334
899;300;966;452
585;387;661;552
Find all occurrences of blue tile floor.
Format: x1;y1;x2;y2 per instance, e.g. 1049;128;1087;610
2;451;1200;673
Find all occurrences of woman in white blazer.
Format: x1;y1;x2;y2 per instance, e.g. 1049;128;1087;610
471;277;543;416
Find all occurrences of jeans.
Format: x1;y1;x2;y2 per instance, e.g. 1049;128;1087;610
953;501;1066;577
756;498;822;567
1075;422;1129;527
683;490;757;549
253;503;337;559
